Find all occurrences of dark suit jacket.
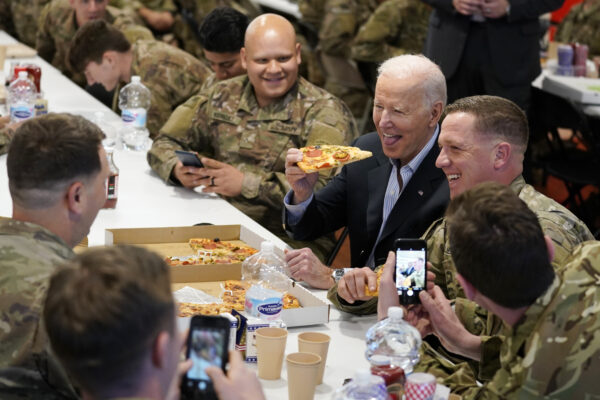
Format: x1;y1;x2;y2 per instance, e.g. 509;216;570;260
285;131;449;268
422;0;564;86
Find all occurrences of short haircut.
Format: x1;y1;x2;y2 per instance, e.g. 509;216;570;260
445;95;529;153
68;19;131;73
446;182;555;308
43;245;175;396
198;7;249;53
7;113;104;209
378;54;447;109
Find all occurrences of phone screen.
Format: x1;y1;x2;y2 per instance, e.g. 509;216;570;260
395;242;426;304
186;327;227;391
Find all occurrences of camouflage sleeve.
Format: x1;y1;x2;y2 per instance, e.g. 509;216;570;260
319;0;358;57
238;97;358;209
146;94;209;183
351;0;404;62
422;218;448;294
35;3;56;63
326;262;382;315
0;127;12;156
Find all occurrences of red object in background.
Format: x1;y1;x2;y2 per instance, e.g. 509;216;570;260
551;0;583;23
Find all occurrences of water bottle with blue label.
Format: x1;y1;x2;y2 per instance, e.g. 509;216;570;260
118;75;151;151
332;370;389;400
8;71;36;123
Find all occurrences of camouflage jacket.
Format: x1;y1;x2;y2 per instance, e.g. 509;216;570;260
350;0;431;63
0;0;51;47
36;0;152;85
0;219;77;398
147;75;358;257
0;127;12;156
555;1;600;57
452;242;600;399
110;0;177;12
318;0;379;57
115;40;211;139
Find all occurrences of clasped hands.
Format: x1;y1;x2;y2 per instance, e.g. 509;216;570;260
452;0;509;19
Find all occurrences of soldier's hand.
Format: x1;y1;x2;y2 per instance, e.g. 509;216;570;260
200;157;244;197
138;8;174;31
285;248;334;289
419;286;482;361
285;148;319;204
452;0;482;15
173;160;205;189
337;267;377;304
377;252;400;320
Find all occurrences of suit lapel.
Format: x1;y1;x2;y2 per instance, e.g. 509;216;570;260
366;156;391;244
378;146;441;242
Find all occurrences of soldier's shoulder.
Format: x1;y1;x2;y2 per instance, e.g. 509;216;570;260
298;77;346;108
40;0;71;21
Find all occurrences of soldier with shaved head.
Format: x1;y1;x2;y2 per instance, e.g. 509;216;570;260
148;13;358;261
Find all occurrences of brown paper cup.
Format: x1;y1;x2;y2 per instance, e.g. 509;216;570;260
286;352;321;400
255;327;288;380
298;332;330;384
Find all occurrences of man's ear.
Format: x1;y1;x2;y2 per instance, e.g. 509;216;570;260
240;47;247;69
429;101;443;127
295;42;302;65
152;331;171;369
456;273;476;301
544;234;555;264
66;181;85;215
493;142;511;170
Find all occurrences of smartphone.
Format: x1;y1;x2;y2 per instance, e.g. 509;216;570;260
182;315;230;399
394;239;427;305
175;150;204;168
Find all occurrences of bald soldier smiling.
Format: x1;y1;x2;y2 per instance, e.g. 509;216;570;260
147;13;358;261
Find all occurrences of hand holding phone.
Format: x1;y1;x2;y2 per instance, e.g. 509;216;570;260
182;315;230;399
175;150;204;168
394;239;427;305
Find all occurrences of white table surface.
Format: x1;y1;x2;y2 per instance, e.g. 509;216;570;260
0;31;375;399
255;0;301;19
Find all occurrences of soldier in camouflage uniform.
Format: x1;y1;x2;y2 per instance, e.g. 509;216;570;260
415;182;600;398
36;0;153;86
0;114;109;398
147;14;358;261
69;20;211;138
0;0;51;47
350;0;431;63
555;0;600;57
329;96;594;389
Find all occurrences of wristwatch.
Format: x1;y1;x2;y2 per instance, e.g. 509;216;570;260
331;268;352;283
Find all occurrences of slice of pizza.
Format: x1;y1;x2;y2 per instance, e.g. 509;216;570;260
297;145;373;173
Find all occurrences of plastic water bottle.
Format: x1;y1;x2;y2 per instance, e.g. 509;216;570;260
118;75;151;151
92;111;119;152
365;307;422;374
332;370;388;400
8;71;36;123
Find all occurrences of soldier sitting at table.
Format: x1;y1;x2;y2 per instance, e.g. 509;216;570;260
36;0;153;87
0;0;51;47
43;245;267;400
0;113;110;399
68;19;212;139
378;182;600;398
147;13;359;262
197;7;249;84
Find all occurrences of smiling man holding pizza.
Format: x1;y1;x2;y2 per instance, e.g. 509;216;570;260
283;54;450;290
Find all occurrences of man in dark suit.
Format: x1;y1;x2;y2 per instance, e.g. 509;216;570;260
282;54;450;290
422;0;564;110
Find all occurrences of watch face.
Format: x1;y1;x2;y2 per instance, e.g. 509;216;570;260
332;269;345;282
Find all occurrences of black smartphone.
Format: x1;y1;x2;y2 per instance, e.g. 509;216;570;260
182;315;230;399
175;150;204;168
394;239;427;305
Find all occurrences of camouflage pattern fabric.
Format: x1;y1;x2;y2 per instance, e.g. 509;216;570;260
298;0;325;30
0;219;77;399
0;0;51;47
447;242;600;398
350;0;431;63
36;0;153;86
555;0;600;57
113;40;211;139
110;0;178;12
147;75;359;261
0;128;12;156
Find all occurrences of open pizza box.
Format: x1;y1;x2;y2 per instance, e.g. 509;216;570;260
105;224;330;328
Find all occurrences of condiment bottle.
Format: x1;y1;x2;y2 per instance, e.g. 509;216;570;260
104;150;119;208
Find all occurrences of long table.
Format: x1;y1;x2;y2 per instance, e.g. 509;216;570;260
0;31;375;399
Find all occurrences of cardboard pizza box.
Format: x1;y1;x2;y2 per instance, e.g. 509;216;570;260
105;224;330;327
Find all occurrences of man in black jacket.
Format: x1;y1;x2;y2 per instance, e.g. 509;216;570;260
283;54;450;290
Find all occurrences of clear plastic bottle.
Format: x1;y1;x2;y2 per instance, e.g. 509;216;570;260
8;71;36;123
365;307;422;374
93;111;119;152
332;370;388;400
118;75;151;151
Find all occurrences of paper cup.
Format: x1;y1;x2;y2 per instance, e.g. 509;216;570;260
298;332;330;384
255;327;288;380
286;352;321;400
405;372;436;400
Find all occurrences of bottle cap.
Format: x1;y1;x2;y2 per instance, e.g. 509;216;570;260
388;306;404;320
354;369;373;383
131;75;141;83
18;71;27;78
260;241;274;252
